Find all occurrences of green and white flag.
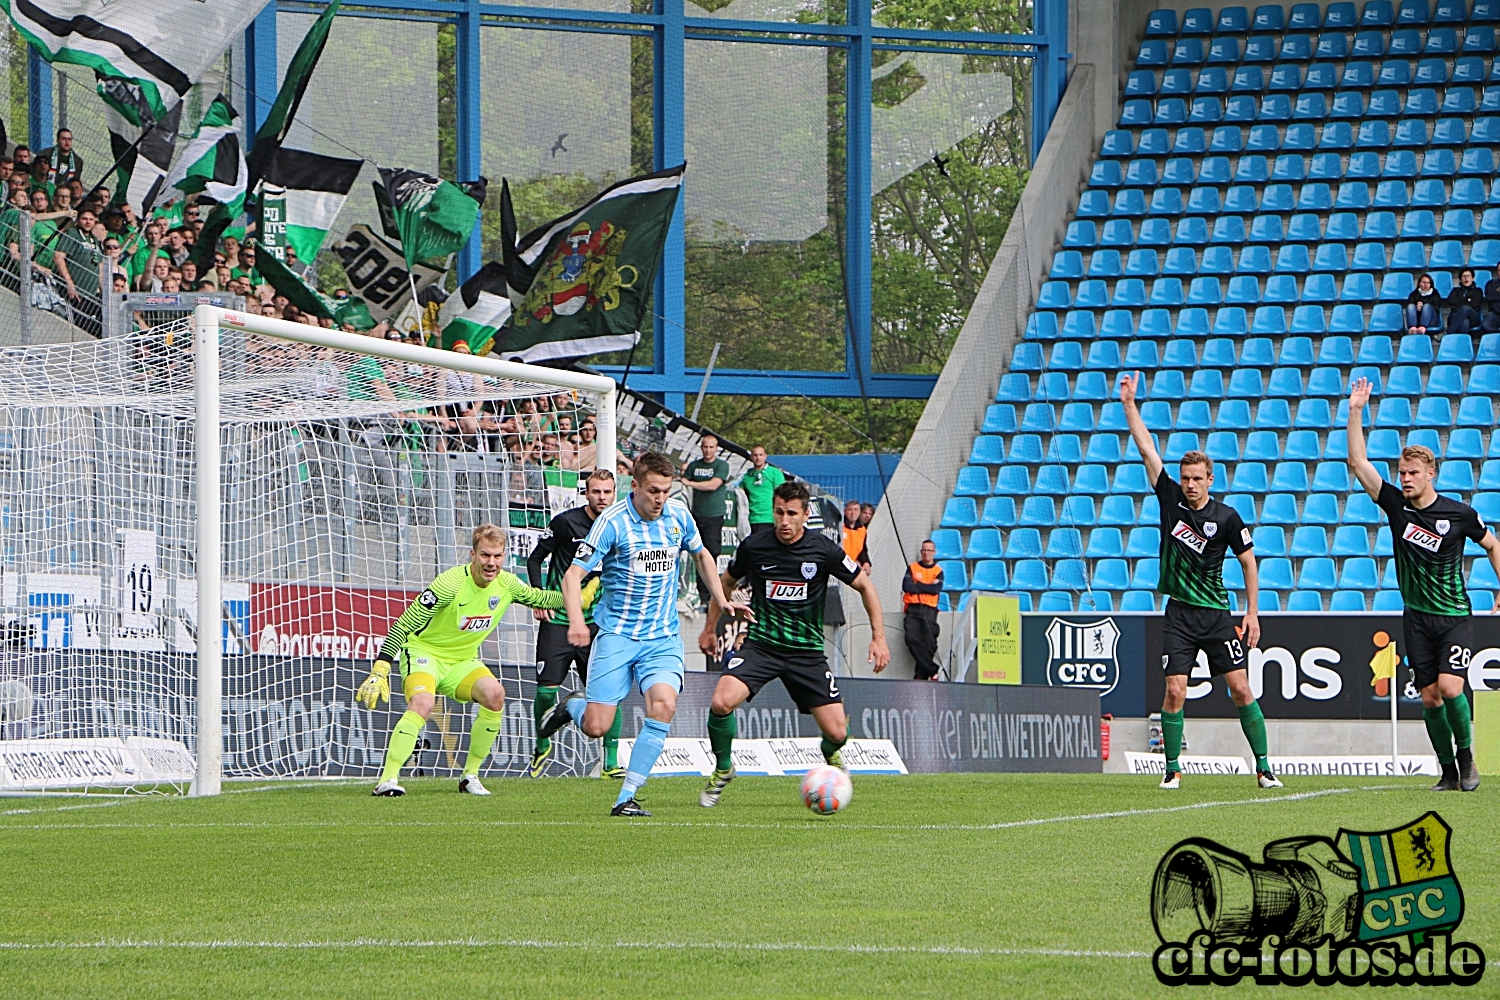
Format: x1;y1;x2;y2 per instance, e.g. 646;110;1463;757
497;165;683;362
105;101;182;214
163;95;246;215
374;168;486;267
259;147;363;263
437;262;510;354
247;0;342;188
252;239;337;322
2;0;266;123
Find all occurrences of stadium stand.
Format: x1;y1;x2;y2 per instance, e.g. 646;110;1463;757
946;0;1500;612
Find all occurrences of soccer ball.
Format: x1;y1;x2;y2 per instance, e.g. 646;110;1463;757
800;765;852;815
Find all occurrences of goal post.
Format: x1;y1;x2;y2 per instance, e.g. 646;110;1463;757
188;305;618;796
0;307;619;795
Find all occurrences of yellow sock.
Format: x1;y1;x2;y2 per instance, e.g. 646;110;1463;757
381;711;425;783
464;707;505;777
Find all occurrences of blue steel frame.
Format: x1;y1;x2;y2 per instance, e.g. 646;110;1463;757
30;0;1069;406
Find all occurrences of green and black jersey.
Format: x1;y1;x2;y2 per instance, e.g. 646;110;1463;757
727;528;861;651
1377;483;1487;616
1155;471;1252;610
526;505;600;627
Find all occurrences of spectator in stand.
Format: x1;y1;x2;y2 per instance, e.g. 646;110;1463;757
0;158;12;184
902;540;943;681
37;130;83;187
577;417;598;470
1448;269;1484;335
735;445;785;535
27;158;53;204
180;260;198;288
681;433;730;610
1484;272;1500;334
1405;273;1442;335
11;145;30;169
840;499;871;573
557;414;581;470
859;503;875;528
164;227;190;267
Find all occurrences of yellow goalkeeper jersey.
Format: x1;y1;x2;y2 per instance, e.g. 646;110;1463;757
378;564;563;663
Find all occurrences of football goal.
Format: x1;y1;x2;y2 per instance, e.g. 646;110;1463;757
0;305;617;795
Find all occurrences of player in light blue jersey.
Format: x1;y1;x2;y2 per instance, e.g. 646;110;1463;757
537;451;752;816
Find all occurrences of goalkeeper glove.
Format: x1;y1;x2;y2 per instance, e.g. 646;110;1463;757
580;576;602;611
357;659;393;710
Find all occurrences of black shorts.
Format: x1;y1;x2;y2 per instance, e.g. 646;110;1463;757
725;639;841;713
1403;611;1472;691
535;620;598;687
1161;600;1247;677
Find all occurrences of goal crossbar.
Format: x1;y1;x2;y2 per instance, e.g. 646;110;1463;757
189;305;618;795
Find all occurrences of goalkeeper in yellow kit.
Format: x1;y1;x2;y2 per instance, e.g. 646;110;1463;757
357;524;592;796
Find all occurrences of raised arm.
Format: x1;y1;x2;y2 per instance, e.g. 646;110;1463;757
500;572;564;611
1345;377;1383;499
1119;372;1164;487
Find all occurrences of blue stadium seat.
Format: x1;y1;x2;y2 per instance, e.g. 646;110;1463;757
982;496;1018;527
1011;559;1048;590
1199;247;1234;274
1243;430;1282;461
1437;460;1476;490
956;467;992;496
1344;492;1383;523
1439;335;1474;363
1376;397;1415;427
938;561;968;592
1228;369;1266;398
1245;35;1278;62
1333;525;1372;557
1459;396;1497;426
1286;430;1323;461
1020;496;1057;526
1216;496;1254;529
1131;559;1161;590
1046;433;1084;463
997;465;1033;493
1357;120;1393;147
1005;434;1042;464
1112;465;1150;493
1100;131;1134;158
1416;395;1452;425
1449;428;1485;458
970;436;1004;464
1206;430;1242;463
1386;365;1423;395
1274;461;1311;491
966;530;1004;560
1232;462;1271;492
1332;587;1368;611
941;498;979;527
1428;361;1464;392
1073;373;1108;402
1251;525;1286;556
983;405;1018;434
1260;557;1296;589
1073;465;1110;495
1299;558;1338;589
1098;495;1135;526
1307;367;1345;396
1047;528;1086;558
1286;590;1323;610
1254;3;1286;29
932;529;964;561
1475;364;1500;392
1306;488;1345;520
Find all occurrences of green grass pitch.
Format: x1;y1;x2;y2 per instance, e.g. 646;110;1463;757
1;774;1495;999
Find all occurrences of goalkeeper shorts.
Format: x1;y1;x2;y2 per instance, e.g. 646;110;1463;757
402;647;493;704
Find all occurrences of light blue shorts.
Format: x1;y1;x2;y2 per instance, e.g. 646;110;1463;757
585;631;684;705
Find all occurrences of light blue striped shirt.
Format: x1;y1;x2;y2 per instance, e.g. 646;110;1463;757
575;494;703;639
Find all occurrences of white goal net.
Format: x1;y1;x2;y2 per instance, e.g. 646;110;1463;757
0;306;617;793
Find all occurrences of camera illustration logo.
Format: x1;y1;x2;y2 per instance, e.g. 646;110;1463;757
1151;813;1486;986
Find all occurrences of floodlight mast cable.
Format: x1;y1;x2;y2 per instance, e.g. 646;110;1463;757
187;304;618;796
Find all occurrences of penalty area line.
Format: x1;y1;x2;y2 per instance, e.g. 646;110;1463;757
0;939;1148;960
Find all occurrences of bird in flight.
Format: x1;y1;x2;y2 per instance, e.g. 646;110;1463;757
551;134;569;157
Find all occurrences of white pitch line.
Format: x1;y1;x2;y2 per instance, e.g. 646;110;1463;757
0;784;1406;833
0;938;1148;959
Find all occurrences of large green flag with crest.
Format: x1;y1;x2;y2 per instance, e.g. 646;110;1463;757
496;165;683;362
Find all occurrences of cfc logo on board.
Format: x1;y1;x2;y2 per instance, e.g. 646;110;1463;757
1151;813;1485;987
1043;617;1121;696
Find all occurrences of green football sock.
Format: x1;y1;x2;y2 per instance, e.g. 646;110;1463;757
1237;701;1270;773
1423;705;1457;765
1444;694;1474;751
707;709;737;771
1161;710;1184;772
381;710;425;783
603;708;623;769
533;686;558;755
821;733;848;764
464;706;505;777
